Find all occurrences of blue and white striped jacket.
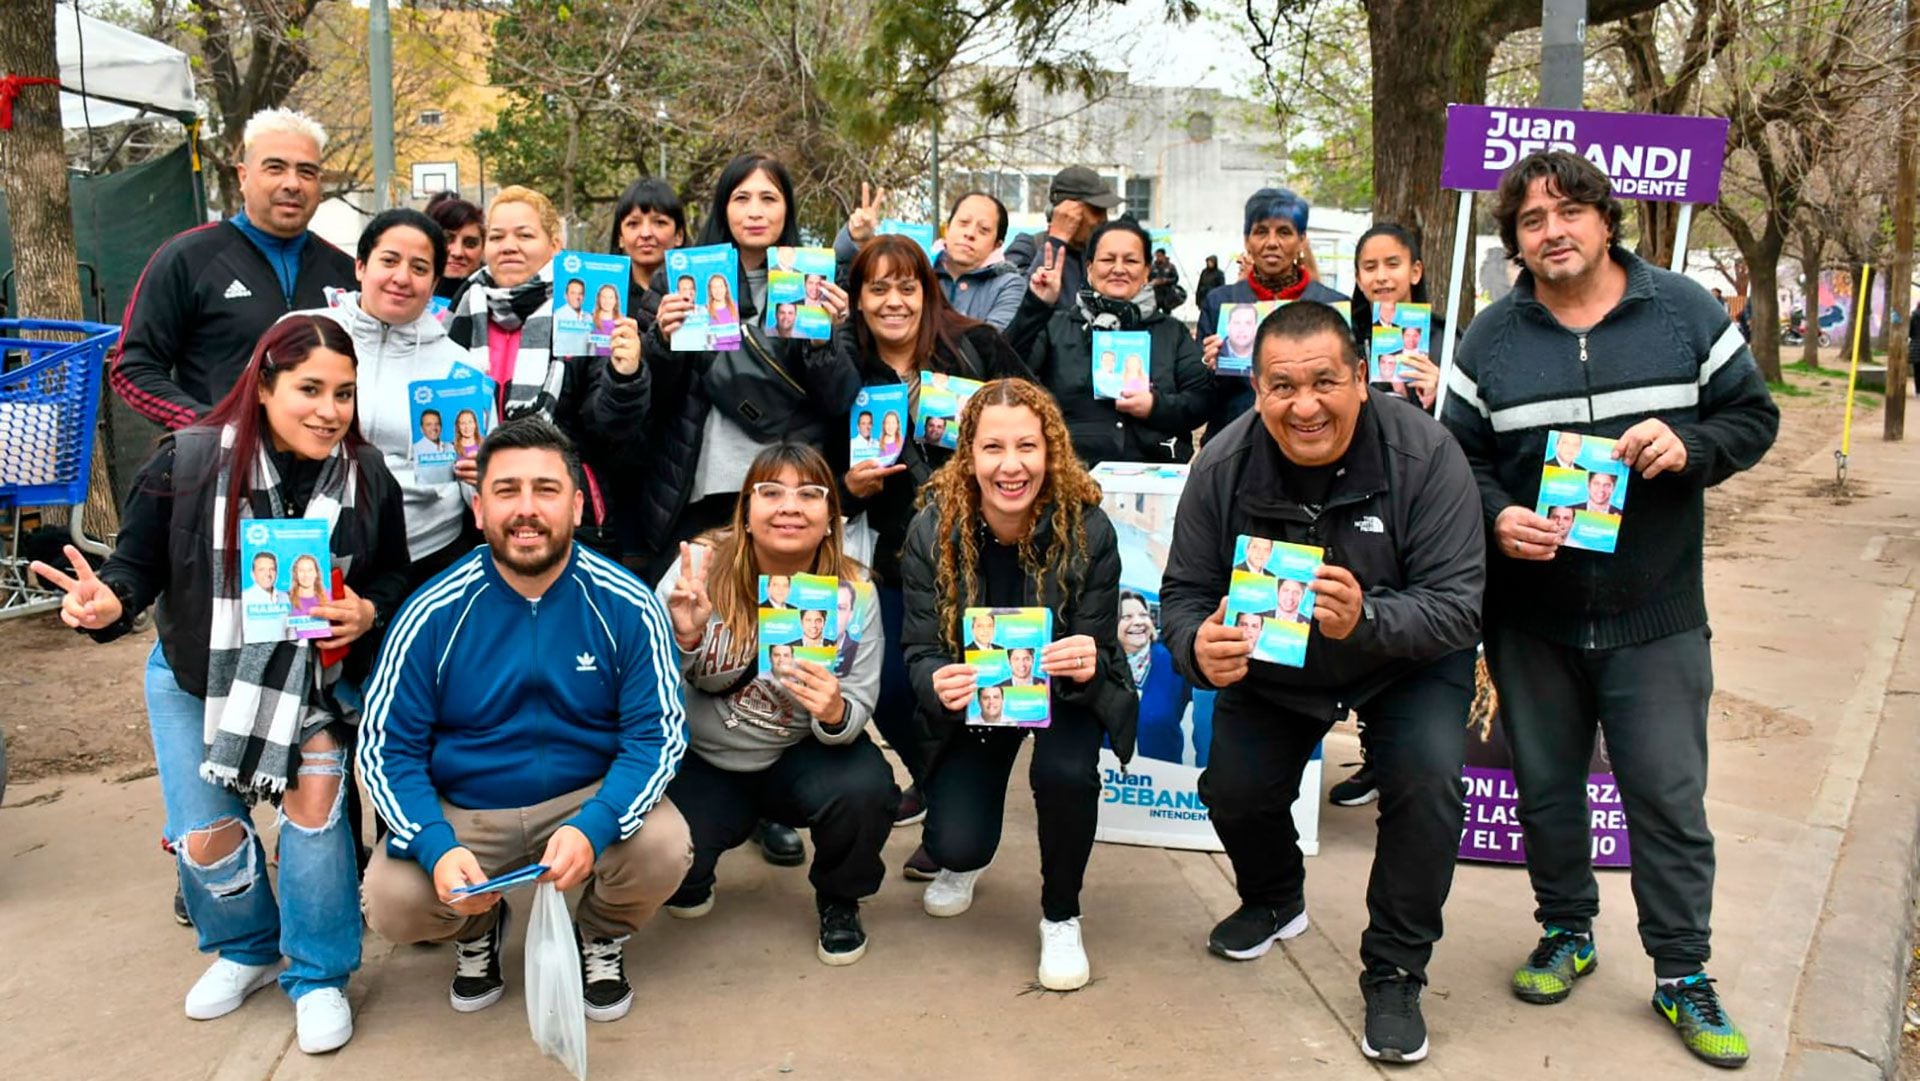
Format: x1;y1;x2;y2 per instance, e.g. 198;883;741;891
356;543;687;873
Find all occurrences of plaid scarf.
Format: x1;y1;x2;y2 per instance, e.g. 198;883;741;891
445;263;567;422
200;424;357;796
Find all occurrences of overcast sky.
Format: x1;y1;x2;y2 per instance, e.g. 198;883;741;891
1099;0;1267;96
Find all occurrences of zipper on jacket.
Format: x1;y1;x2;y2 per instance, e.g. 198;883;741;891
742;328;808;396
1578;333;1589;366
529;596;549;792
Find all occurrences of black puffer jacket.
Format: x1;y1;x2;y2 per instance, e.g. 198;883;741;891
898;501;1138;765
1005;289;1212;466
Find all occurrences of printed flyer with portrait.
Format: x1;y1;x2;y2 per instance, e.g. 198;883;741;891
757;572;839;677
916;371;985;450
766;246;837;341
408;376;491;482
878;219;937;259
665;244;743;352
1215;300;1277;376
1222;534;1322;668
548;251;630;358
964;605;1053;728
1090;330;1152;401
1369;301;1432;383
1535;429;1630;554
240;519;333;644
850;384;910;468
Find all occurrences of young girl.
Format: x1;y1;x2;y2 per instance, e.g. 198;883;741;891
656;445;896;965
1349;222;1446;412
898;378;1135;991
31;316;410;1055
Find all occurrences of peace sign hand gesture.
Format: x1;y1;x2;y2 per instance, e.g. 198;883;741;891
1029;242;1065;307
667;542;715;650
29;544;124;631
848;182;885;244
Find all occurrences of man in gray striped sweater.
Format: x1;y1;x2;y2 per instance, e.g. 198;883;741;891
1443;150;1777;1070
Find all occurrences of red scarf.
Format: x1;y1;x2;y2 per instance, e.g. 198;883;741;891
1246;268;1310;303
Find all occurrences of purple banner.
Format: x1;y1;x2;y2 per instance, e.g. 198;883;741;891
1458;765;1631;867
1441;104;1729;204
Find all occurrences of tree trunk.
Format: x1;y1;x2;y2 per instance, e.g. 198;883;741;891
0;0;118;534
1636;200;1680;268
1798;226;1823;369
1744;239;1786;384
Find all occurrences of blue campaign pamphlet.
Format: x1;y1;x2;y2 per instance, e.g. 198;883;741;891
1222;534;1323;668
916;371;985;450
964;606;1052;728
1536;430;1630;554
408;377;492;483
450;863;549;896
758;573;839;677
549;251;631;358
1215;301;1276;376
766;246;837;341
240;519;333;644
878;219;937;259
665;244;743;351
1369;301;1432;383
1091;330;1152;401
850;384;910;468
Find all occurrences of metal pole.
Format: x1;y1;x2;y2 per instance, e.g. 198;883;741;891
1540;0;1587;109
369;0;395;211
1670;204;1693;273
1433;188;1475;416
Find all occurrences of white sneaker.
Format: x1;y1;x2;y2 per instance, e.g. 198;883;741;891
1037;917;1090;991
295;988;354;1054
922;868;983;917
184;958;281;1020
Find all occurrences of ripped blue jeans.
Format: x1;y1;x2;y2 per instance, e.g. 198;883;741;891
146;644;361;1001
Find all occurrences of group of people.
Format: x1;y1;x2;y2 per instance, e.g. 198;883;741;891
30;104;1778;1069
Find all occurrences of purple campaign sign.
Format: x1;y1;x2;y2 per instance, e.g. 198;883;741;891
1458;766;1631;867
1442;104;1729;204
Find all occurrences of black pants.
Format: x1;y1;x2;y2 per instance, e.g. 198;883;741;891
666;736;898;905
1199;649;1475;982
1484;622;1715;975
922;707;1103;922
869;585;932;784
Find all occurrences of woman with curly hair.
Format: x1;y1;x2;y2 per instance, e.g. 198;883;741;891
897;378;1137;991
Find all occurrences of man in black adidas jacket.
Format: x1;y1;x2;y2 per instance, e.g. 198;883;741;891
1159;301;1484;1066
111;108;354;430
1442;151;1777;1070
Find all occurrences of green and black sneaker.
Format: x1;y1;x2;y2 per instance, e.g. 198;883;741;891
1652;973;1749;1068
1511;926;1597;1004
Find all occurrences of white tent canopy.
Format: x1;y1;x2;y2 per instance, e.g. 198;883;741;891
55;3;200;130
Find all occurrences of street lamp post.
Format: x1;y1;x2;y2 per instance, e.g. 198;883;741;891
656;101;669;179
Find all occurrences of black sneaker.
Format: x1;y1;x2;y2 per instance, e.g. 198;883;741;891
664;883;715;919
902;842;940;881
817;898;868;966
894;785;927;827
448;902;510;1013
1329;761;1379;807
578;933;633;1022
753;820;806;867
173;886;193;928
1207;901;1309;961
1361;966;1430;1063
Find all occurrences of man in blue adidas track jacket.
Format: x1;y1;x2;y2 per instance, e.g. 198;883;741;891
359;418;692;1023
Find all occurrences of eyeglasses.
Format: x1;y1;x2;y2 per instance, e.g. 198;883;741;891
751;482;830;506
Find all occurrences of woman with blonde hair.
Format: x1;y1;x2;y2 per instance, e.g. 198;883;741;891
898;378;1135;991
655;444;896;966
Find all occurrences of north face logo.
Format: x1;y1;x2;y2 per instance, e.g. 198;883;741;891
223;280;253;300
575;652;598;672
1355;515;1385;534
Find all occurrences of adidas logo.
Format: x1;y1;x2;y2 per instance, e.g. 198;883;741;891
574;652;598;673
223;280;253;300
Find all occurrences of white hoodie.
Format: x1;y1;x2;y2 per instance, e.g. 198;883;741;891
293;295;485;561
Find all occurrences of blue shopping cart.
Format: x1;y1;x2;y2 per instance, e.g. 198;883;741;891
0;319;119;619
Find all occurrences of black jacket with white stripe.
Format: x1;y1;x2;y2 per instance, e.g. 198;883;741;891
1443;245;1779;650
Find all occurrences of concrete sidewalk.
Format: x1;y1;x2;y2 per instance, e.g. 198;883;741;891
3;433;1917;1081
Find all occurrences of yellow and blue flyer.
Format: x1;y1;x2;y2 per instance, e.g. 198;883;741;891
766;246;837;341
1222;534;1322;668
1535;430;1629;554
1369;301;1432;383
758;572;839;677
964;605;1053;727
916;370;985;450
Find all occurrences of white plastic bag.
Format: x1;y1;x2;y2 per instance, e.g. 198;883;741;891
525;882;588;1080
843;511;877;567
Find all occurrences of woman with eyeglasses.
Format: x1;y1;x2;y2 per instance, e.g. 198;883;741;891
654;444;897;966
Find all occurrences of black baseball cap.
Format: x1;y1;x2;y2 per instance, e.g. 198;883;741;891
1048;165;1122;210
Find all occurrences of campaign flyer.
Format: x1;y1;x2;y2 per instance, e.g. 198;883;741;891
240;518;333;644
878;219;937;259
1091;330;1152;401
964;605;1053;728
850;384;910;468
549;251;630;358
758;572;839;677
408;377;491;482
767;246;837;341
1222;534;1322;668
834;579;877;679
1535;429;1630;554
1215;300;1276;376
916;371;985;450
1369;301;1432;383
665;244;742;351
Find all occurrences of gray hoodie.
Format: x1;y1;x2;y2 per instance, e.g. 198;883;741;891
658;555;883;772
